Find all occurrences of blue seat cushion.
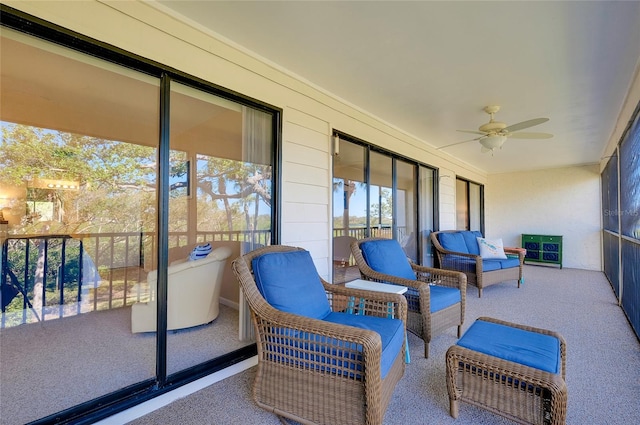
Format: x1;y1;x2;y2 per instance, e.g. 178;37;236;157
480;259;503;272
457;319;561;374
360;239;416;280
439;232;469;254
271;313;404;379
461;231;482;255
252;250;331;320
324;312;405;378
429;285;461;313
498;257;521;269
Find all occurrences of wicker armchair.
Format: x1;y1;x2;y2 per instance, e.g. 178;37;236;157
351;237;466;358
232;245;407;425
430;230;524;298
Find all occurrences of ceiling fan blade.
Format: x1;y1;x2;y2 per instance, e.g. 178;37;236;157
456;129;486;135
503;117;549;133
507;132;554;139
437;136;483;150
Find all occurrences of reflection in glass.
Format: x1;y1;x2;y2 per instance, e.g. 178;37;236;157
419;167;435;266
0;29;159;422
456;178;469;230
369;151;392;238
331;137;437;278
469;182;481;231
332;139;365;282
167;82;273;374
396;159;416;262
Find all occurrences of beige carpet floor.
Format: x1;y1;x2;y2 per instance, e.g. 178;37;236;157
129;265;640;425
0;303;248;424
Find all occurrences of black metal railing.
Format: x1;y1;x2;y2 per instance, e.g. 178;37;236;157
0;229;271;328
333;226;398;239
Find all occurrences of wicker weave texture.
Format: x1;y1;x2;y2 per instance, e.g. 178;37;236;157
445;317;567;425
350;237;467;358
430;231;525;297
232;245;407;425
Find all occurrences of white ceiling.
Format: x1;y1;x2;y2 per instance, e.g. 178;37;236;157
157;1;640;174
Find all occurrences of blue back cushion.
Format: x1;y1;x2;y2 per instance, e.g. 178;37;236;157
457;319;561;374
461;231;482;255
360;239;416;280
252;250;331;320
439;232;469;254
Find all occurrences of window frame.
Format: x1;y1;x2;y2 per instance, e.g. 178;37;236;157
1;5;282;423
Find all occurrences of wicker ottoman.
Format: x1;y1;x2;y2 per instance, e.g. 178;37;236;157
446;317;567;425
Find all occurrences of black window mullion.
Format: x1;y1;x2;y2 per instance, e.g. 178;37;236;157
364;147;371;238
391;159;397;240
155;73;171;388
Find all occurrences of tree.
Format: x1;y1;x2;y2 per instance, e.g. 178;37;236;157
0;123;157;235
1;122;274;320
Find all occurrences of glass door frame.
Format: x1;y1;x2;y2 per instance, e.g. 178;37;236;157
456;176;485;234
1;5;282;424
332;130;438;271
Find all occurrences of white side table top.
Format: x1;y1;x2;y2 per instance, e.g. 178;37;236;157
345;279;408;294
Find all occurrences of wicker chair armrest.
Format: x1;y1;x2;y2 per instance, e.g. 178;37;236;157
441;250;480;260
410;264;467;291
504;248;526;263
257;305;383;347
323;282;408;322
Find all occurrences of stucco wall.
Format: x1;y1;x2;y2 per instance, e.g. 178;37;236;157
486;165;602;270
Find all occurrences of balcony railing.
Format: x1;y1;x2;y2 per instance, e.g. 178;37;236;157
0;230;270;328
333;225;400;239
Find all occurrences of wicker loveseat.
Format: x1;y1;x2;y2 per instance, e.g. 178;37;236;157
430;230;524;297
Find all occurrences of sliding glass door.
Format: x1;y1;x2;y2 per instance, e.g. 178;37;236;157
456;177;484;233
166;82;272;374
0;18;277;423
0;27;160;421
332;133;434;281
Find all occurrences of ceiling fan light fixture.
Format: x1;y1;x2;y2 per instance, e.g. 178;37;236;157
480;135;507;150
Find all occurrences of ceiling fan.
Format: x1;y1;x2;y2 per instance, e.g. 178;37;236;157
438;105;553;153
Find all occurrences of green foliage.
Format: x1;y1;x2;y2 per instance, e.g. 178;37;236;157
1;122;273;317
3;237;83;311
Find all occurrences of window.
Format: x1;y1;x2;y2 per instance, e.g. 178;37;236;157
456;177;484;233
0;20;278;423
332;133;435;280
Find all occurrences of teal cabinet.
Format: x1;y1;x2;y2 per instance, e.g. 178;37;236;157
521;234;563;268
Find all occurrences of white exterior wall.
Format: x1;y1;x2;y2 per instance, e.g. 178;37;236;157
5;0;607;272
486;165;602;270
438;168;457;230
6;0;481;274
281;109;332;279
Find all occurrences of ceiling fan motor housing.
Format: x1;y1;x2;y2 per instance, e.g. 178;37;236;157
479;121;507;133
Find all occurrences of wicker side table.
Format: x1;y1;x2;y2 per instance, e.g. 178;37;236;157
446;317;567;425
